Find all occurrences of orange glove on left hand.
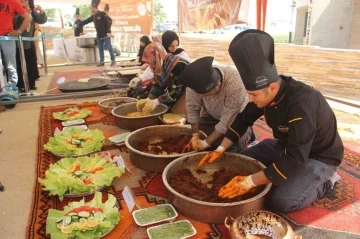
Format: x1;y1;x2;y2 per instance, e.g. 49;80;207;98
197;146;225;168
218;175;256;199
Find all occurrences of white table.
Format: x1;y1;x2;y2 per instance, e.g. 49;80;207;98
53;38;85;61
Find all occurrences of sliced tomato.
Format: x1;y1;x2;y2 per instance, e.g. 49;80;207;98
82;178;92;184
66;111;79;117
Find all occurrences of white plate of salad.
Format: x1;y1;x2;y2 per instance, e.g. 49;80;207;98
53;107;92;121
38;155;125;200
46;192;120;238
44;128;105;157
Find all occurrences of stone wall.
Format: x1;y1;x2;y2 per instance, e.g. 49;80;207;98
180;37;360;100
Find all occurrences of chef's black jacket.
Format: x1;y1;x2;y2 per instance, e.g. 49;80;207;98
80;11;111;38
226;75;344;185
74;19;83;37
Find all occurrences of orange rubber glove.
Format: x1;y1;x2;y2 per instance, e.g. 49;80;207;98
218;175;256;199
197;146;225;167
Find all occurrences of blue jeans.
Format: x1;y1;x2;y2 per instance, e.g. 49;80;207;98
96;37;115;62
241;139;337;212
0;40;18;86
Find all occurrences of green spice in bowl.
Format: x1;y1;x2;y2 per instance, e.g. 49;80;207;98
132;204;178;226
147;220;197;239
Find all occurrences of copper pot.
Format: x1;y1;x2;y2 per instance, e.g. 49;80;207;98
224;211;302;239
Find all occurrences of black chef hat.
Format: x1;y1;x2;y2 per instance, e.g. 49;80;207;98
228;29;279;91
104;4;109;12
75;8;80;15
91;0;100;7
29;0;35;10
178;56;220;94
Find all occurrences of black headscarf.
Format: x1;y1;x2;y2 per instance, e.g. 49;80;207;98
161;30;184;55
138;35;152;64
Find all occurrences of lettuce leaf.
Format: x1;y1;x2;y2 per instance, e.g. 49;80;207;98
53;107;92;121
46;192;120;239
38;155;125;200
44;128;105;156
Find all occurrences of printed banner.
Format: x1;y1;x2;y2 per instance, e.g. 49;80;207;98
178;0;250;31
100;0;153;34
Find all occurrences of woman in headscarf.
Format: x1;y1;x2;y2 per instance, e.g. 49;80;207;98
161;30;190;61
137;35;151;66
136;42;189;113
128;31;190;92
14;0;47;92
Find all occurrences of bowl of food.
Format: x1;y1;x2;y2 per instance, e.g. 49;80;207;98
98;97;138;114
125;125;206;173
162;152;272;224
225;211;301;239
111;102;168;131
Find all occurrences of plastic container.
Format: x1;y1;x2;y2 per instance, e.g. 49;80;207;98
0;85;19;109
132;204;178;226
62;125;88;131
147;220;197;239
62;119;86;127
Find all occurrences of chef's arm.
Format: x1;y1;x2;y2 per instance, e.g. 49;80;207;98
80;15;93;26
251;171;270;186
205;130;223;146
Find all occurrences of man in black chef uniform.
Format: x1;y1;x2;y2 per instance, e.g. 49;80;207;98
104;4;112;28
75;0;116;67
199;29;344;212
73;8;83;37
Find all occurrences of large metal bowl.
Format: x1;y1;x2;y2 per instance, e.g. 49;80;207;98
162;152;272;224
76;37;97;48
112;102;168;131
125;125;207;173
99;97;138;114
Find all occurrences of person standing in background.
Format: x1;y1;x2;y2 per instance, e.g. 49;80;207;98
14;0;47;92
34;22;44;67
0;0;31;88
73;8;83;37
75;0;116;67
103;4;112;28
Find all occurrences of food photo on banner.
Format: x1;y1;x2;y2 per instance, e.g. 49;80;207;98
100;0;153;35
178;0;250;31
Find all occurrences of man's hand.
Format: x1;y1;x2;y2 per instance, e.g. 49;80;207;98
72;24;78;30
197;146;225;167
218;175;256;199
128;77;142;88
34;5;43;13
190;133;209;151
136;99;148;112
143;99;159;113
7;30;21;37
107;33;111;38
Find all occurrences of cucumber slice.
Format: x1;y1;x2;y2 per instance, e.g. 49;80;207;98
64;216;72;225
55;217;64;223
71;216;79;222
74;170;83;176
93;212;105;220
78;211;90;218
68;213;77;216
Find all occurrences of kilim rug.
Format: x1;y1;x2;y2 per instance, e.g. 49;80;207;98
27;102;360;239
46;70;131;94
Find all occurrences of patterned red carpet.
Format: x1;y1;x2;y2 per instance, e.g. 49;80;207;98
27;103;360;239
